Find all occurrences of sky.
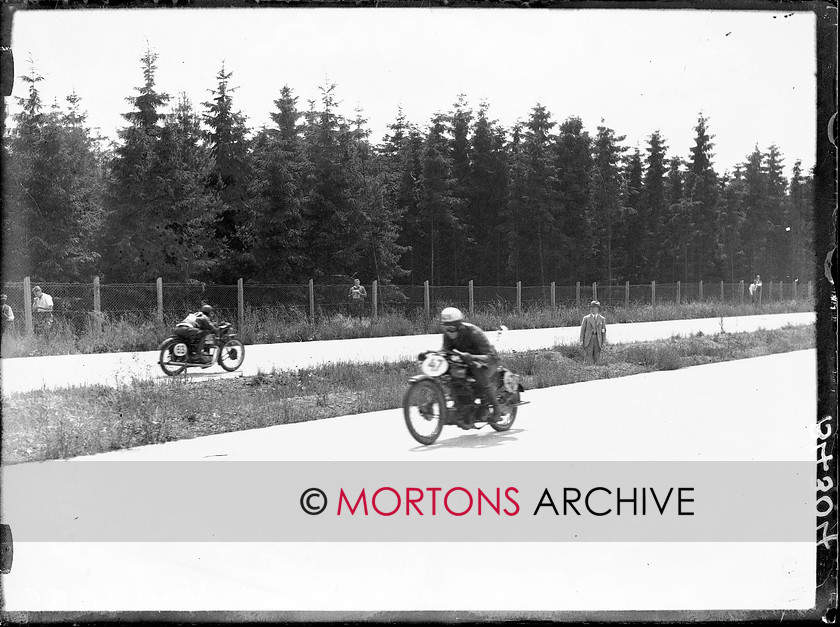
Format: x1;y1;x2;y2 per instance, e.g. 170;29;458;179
7;7;817;177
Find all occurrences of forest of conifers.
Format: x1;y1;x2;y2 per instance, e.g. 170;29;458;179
2;49;815;288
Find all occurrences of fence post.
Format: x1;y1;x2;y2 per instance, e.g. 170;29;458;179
576;281;580;307
237;278;244;333
793;279;798;301
768;280;772;303
808;280;813;300
468;280;474;316
23;276;33;336
651;280;656;307
720;280;724;302
550;281;556;310
677;281;681;305
156;277;163;324
372;280;378;319
308;279;315;323
424;281;430;320
625;281;629;307
592;282;597;302
739;280;744;305
93;276;102;335
699;280;703;301
516;281;522;314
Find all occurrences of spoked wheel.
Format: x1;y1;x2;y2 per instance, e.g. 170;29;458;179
159;338;189;376
403;380;446;445
490;391;518;432
219;339;245;372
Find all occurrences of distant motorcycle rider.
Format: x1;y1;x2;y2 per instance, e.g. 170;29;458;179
436;307;502;423
174;304;218;364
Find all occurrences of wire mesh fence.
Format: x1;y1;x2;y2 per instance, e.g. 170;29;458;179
0;277;814;338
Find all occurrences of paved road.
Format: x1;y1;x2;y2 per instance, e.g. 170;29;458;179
0;312;814;396
1;351;817;613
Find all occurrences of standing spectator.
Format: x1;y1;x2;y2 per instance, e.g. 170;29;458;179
32;286;54;334
1;294;14;332
749;274;763;305
348;279;368;319
580;300;607;365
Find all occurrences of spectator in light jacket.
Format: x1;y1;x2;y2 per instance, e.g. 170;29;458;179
1;294;14;332
580;300;607;365
31;286;54;334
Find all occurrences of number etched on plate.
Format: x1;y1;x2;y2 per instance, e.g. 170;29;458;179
421;354;449;377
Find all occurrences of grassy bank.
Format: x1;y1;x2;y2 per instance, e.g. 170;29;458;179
1;324;814;464
0;299;812;359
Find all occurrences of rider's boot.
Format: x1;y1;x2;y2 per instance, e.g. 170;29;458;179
484;388;502;423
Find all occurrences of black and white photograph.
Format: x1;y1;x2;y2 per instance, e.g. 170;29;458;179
0;1;836;622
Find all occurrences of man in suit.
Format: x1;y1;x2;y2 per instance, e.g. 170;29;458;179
580;300;607;365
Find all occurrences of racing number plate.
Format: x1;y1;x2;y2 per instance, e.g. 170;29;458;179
421;354;449;377
173;343;188;357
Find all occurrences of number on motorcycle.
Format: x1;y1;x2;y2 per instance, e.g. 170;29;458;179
173;343;188;357
421;354;449;377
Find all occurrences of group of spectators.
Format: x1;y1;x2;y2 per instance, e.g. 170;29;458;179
1;286;54;335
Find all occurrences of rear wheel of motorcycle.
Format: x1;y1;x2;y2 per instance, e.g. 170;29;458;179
403;380;446;445
219;339;245;372
159;338;188;376
490;391;518;432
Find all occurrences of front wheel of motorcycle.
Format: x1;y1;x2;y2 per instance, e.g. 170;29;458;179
403;380;446;445
219;339;245;372
159;338;189;376
490;391;519;432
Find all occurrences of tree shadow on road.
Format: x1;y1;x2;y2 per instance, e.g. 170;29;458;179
408;428;525;453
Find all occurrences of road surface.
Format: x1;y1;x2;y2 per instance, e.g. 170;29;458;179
0;311;814;396
1;350;817;614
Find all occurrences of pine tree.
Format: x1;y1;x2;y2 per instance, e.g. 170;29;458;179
247;86;308;282
685;113;719;279
467;102;508;284
788;159;813;282
520;103;557;286
2;63;105;281
716;168;747;283
417;113;456;285
447;94;472;283
300;81;365;279
554;116;592;283
589;122;627;284
386;115;424;284
740;145;766;277
622;147;645;282
202;64;251;282
762;144;787;279
641;131;668;278
504;121;527;282
102;49;218;281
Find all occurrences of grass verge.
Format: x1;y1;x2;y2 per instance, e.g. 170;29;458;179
1;323;814;465
0;299;812;359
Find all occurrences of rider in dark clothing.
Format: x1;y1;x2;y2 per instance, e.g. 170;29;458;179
439;307;502;423
174;304;218;364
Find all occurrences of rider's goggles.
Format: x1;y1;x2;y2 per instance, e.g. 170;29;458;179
441;324;459;334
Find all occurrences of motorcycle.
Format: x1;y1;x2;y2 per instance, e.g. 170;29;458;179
158;322;245;376
402;337;528;445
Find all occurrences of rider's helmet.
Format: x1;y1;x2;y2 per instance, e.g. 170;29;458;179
441;307;464;324
201;304;214;316
440;307;464;337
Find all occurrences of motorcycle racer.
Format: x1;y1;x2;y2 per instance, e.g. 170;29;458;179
174;304;218;364
434;306;502;423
